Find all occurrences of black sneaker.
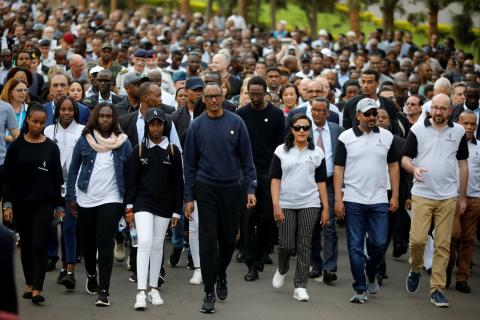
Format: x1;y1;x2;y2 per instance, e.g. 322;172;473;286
57;269;67;284
46;257;58;272
86;273;99;295
216;277;228;300
236;251;245;263
455;281;471;293
59;272;76;290
129;272;137;282
95;290;110;306
323;271;338;284
201;293;216;313
187;254;194;270
169;247;183;267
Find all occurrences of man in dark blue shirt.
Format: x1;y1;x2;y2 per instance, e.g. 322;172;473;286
183;83;257;314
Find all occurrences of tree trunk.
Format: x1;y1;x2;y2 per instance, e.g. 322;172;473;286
205;0;213;23
308;0;318;38
254;0;261;24
428;7;439;39
181;0;191;17
348;0;361;36
238;0;248;20
128;0;136;11
109;0;117;13
270;0;276;31
382;0;396;37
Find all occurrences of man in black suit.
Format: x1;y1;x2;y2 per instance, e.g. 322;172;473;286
82;69;122;109
193;72;237;118
452;81;480;139
119;81;180;148
343;69;401;136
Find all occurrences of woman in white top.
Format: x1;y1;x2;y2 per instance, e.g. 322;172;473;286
44;95;84;291
270;113;329;301
66;102;132;307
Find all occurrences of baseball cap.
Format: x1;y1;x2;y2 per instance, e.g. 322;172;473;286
172;71;187;83
301;53;311;62
318;29;328;36
144;107;167;124
63;32;75;44
356;98;378;113
39;39;51;47
89;66;104;75
32;23;45;31
134;49;148;58
185;77;205;90
321;48;334;58
123;72;149;88
101;42;113;50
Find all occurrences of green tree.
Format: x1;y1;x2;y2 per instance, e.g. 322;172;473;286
297;0;336;37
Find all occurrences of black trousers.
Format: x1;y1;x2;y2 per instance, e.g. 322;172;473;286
243;175;273;268
195;181;241;294
15;201;54;291
78;202;123;292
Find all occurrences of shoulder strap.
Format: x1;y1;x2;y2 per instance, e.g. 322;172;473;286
168;144;174;158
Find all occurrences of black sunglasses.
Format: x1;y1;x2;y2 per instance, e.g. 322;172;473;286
292;125;311;132
363;109;378;117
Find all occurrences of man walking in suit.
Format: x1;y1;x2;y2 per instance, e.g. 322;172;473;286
308;97;343;283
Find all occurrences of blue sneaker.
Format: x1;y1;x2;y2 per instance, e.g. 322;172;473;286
406;270;421;293
430;290;449;307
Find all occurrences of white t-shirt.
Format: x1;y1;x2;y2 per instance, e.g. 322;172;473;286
76;150;122;207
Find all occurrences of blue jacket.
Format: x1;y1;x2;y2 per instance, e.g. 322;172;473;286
44;101;91;126
65;135;132;201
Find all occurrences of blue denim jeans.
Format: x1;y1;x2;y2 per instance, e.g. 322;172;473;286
61;202;77;264
344;201;389;293
171;214;185;249
311;184;338;272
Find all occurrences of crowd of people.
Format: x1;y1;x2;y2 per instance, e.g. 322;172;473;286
0;1;480;318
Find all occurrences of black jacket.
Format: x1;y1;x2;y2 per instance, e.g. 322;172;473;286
171;106;191;148
452;104;480;139
82;93;123;109
119;106;174;147
115;97;139;117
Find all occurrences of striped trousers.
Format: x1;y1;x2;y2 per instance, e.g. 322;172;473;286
277;207;320;288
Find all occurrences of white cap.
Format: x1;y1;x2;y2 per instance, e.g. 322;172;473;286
356;98;378;113
89;66;105;75
321;48;333;58
318;29;328;36
347;31;356;38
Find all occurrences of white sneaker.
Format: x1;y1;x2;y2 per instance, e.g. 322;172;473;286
134;291;147;310
190;269;203;285
148;288;164;305
114;242;125;262
272;269;286;289
293;288;309;301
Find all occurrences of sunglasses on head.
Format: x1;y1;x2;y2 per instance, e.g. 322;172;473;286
292;125;311;132
362;109;378;117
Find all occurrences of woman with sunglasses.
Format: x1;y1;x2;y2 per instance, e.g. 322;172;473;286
270;113;329;301
3;103;64;304
44;95;84;291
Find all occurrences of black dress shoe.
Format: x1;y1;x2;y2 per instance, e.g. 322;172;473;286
32;295;45;304
46;258;57;272
244;266;259;281
216;277;228;300
323;271;337;284
456;281;471;293
263;255;273;265
22;292;33;299
309;268;322;279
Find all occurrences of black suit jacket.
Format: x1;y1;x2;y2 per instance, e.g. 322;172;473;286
119;105;174;147
171;106;191;148
82;93;123;109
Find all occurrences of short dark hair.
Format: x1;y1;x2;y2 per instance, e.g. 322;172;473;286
247;76;267;91
139;82;156;97
266;66;280;75
362;69;380;82
311;97;330;110
465;81;480;91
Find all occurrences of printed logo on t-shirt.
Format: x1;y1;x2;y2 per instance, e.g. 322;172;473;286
38;161;48;172
140;158;149;166
230;130;235;135
376;138;386;147
445;133;455;143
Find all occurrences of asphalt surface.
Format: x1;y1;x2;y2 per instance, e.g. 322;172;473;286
15;227;480;320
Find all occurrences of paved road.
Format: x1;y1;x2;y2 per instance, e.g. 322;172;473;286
15;228;480;320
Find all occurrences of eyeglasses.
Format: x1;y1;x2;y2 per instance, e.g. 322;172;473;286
307;89;324;94
52;83;68;88
15;88;28;93
431;106;449;113
248;92;264;97
292;125;311;132
204;94;222;100
362;110;378;117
